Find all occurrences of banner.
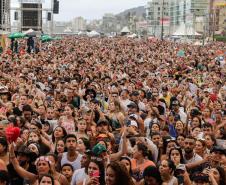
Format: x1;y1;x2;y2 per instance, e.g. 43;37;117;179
159;17;170;26
214;0;226;7
0;35;7;52
18;0;44;3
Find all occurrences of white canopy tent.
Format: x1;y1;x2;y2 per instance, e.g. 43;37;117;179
63;27;73;33
173;23;201;36
127;33;137;38
120;26;130;34
78;31;87;36
87;30;100;37
23;29;34;35
23;29;41;36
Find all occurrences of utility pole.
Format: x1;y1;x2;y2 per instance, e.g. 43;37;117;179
209;0;215;40
51;0;54;35
161;0;164;40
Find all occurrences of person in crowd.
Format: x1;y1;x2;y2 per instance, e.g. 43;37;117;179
0;35;226;185
61;163;74;184
105;161;135;185
60;134;82;171
159;159;178;185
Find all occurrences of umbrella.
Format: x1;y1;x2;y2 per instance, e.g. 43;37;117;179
40;35;54;42
8;32;25;39
53;36;61;40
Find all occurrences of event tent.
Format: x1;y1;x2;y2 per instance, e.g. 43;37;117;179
173;23;201;36
127;33;137;38
23;29;41;37
63;27;73;33
78;31;87;36
87;30;100;37
120;26;130;34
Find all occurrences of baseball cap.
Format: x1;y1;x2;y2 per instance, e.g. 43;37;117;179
210;146;226;155
127;102;138;109
97;119;109;126
92;144;107;156
130;91;139;96
129;120;138;128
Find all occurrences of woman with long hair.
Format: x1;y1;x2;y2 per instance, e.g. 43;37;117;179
168;147;185;167
106;161;135;185
76;137;90;155
54;139;66;156
159;159;178;185
194;139;207;158
59;104;76;134
74;119;89;139
51;126;67;152
108;100;125;139
78;158;105;185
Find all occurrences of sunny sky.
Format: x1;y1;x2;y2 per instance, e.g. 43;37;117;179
11;0;148;21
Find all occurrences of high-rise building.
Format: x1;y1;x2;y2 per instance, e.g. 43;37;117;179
169;0;209;35
0;0;10;31
102;13;117;33
214;1;226;35
146;0;209;37
146;0;170;37
72;16;86;32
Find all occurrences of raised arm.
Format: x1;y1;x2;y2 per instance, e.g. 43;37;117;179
110;127;128;161
9;143;37;182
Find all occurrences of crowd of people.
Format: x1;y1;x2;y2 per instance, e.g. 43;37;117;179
0;36;226;185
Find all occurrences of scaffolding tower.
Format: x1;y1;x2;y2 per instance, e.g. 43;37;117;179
0;0;11;31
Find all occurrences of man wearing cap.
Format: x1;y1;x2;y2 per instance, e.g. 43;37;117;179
170;99;187;124
96;119;114;140
160;86;171;108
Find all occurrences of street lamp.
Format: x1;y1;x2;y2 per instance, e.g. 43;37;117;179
161;0;165;40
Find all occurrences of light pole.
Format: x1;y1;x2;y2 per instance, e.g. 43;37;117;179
161;0;164;40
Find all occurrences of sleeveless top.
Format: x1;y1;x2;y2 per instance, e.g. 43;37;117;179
168;176;178;185
60;117;75;134
61;152;82;171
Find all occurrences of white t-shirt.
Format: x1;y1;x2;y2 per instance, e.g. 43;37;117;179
61;152;82;171
184;153;203;164
71;168;87;185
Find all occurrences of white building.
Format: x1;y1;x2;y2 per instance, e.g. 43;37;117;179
146;0;170;37
169;0;209;35
71;16;86;32
146;0;209;37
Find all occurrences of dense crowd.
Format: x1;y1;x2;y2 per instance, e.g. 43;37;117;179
0;36;226;185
